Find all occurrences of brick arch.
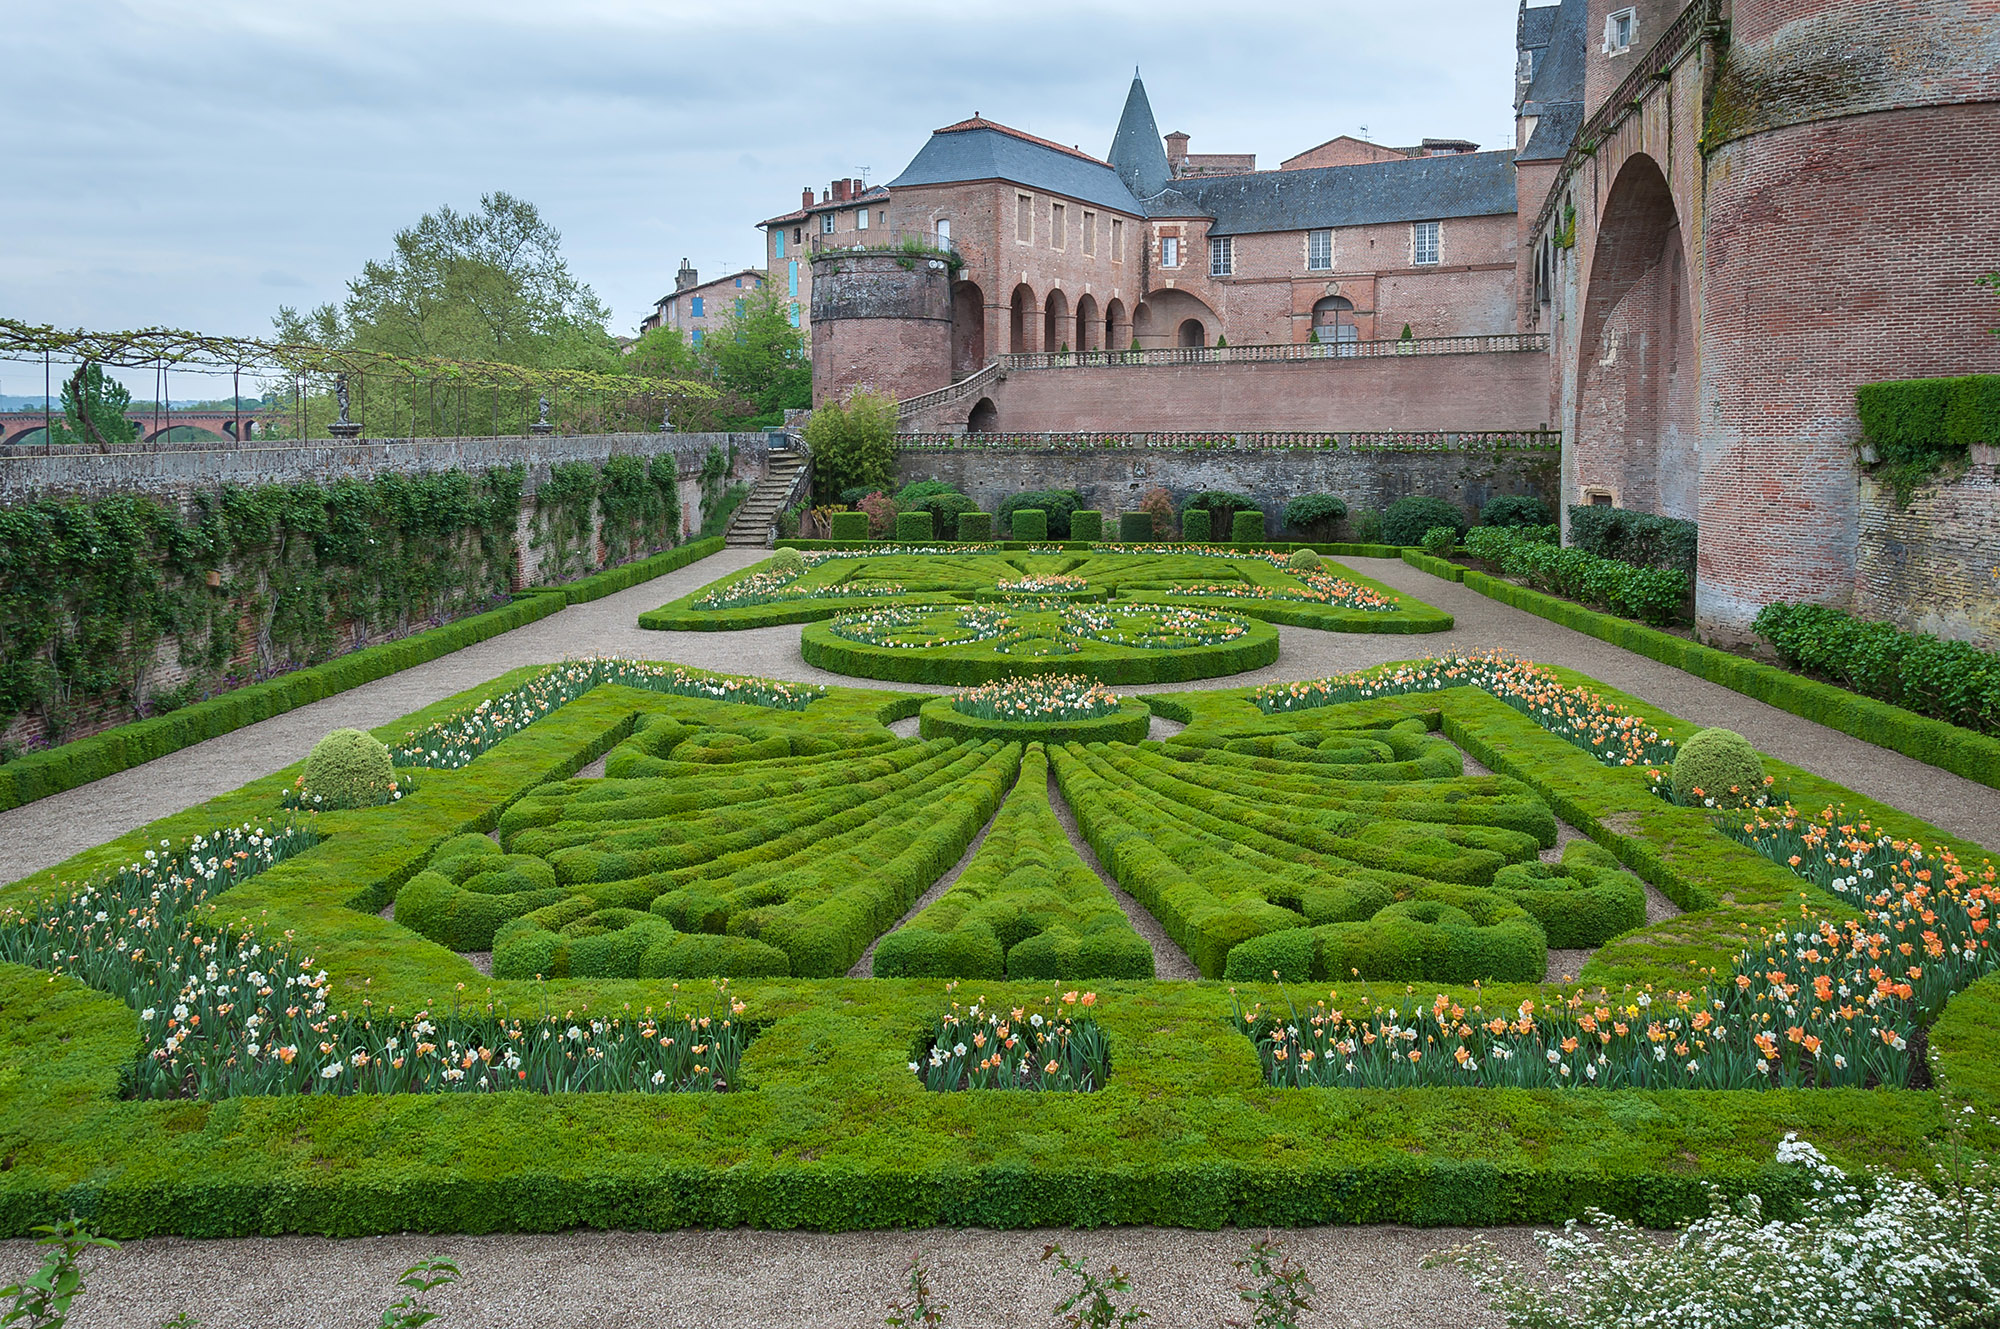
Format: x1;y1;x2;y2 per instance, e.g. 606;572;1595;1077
1135;288;1218;350
1572;152;1698;523
1104;298;1129;350
968;396;998;434
1043;288;1071;354
951;280;986;375
1009;283;1036;354
1073;293;1100;352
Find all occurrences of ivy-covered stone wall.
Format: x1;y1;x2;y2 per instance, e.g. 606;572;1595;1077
0;432;770;756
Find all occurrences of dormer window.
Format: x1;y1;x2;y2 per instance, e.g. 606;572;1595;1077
1604;8;1636;53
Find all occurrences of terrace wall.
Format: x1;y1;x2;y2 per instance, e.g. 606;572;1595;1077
1853;453;2000;651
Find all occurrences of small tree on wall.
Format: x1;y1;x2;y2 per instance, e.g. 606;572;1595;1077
805;391;897;504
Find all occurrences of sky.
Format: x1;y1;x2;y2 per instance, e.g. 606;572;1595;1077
0;0;1536;400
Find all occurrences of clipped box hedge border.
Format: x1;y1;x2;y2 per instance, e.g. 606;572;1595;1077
1449;566;2000;793
916;696;1153;746
800;614;1281;686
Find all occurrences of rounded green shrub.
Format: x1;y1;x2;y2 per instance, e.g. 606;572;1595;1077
1287;548;1322;572
1230;510;1266;543
1070;510;1104;543
395;837;565;951
1671;727;1765;807
1283;493;1347;539
1421;526;1458;557
300;728;396;810
1480;494;1550;528
1382;496;1467;547
768;546;805;572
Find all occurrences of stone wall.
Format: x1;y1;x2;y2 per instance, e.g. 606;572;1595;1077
893;441;1559;535
1854;452;2000;650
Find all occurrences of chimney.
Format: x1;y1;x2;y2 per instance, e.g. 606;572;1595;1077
675;258;698;292
833;179;850;202
821;188;830;204
853;177;865;197
1164;131;1190;169
801;185;814;209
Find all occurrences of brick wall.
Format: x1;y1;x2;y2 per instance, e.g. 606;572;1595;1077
894;442;1559;535
902;349;1553;434
808;250;953;405
1854;455;2000;650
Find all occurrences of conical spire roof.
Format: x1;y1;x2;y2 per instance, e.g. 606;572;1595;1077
1107;70;1172;200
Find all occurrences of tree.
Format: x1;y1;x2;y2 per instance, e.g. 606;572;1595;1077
806;391;897;503
50;362;139;449
625;326;703;381
703;286;811;427
274;191;616;372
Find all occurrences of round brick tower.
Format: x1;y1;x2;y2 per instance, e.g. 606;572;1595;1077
808;250;954;408
1694;0;2000;641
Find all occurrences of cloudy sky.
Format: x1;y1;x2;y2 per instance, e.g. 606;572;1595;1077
2;0;1532;396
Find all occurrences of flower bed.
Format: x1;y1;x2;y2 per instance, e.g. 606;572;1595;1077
950;674;1122;722
914;990;1110;1092
998;573;1089;596
916;695;1152;747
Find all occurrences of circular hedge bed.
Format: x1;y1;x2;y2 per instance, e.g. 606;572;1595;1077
799;600;1280;685
915;695;1153;746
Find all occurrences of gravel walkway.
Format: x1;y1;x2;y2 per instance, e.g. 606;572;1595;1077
0;1224;1540;1329
2;549;1981;1320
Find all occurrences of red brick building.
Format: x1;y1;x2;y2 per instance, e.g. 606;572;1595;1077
759;180;892;338
640;260;771;348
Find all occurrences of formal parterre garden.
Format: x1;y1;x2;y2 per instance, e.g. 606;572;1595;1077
0;546;1996;1239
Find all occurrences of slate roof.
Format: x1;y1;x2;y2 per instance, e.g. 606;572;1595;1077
888;120;1143;215
1166;150;1520;236
1518;1;1560;69
1107;74;1173;200
1520;0;1586;112
760;186;890;229
1518;101;1584;163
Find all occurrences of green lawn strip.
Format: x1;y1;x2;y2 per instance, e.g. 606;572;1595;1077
0;662;1991;1234
1455;567;2000;795
917;698;1152;747
800;615;1281;686
873;744;1154;980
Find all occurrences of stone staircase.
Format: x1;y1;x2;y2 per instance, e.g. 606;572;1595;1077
725;449;807;548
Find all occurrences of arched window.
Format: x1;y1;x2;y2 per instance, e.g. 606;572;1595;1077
1311;295;1359;354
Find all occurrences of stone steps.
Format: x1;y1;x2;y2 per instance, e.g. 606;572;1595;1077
724;453;808;548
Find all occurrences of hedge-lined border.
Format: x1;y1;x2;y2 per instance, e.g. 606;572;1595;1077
0;665;1992;1236
1448;566;2000;793
1400;548;1466;582
800;613;1281;686
916;696;1152;746
0;540;724;815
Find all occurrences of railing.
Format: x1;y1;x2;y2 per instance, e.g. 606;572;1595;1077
1531;0;1724;238
896;361;999;420
992;333;1549;372
808;225;958;258
771;433;813;522
896;429;1561;453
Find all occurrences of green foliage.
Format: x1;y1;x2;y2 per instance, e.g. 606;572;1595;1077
1286;549;1320;572
1281;493;1347;539
1184;491;1257;531
1044;1244;1148;1329
1463;525;1689;627
1755;602;2000;737
1118;511;1153;541
1479;494;1550;528
829;511;871;542
1070;511;1104;543
1382;496;1467;547
380;1257;460;1329
1857;374;2000;503
913;697;1152;748
273;191;617;375
895;480;976;530
806;392;898;503
1010;509;1049;542
302;728;397;809
1421;526;1458;558
769;546;805;573
1566;505;1697;572
0;1218;118;1327
596;454;682;564
1670;727;1765;808
873;744;1153;979
895;510;935;542
703;286;813;427
1399;324;1414;341
857;492;899;537
1228;1239;1315;1329
999;489;1084;538
395;836;563;950
884;1255;949;1328
49;362;139;449
1179;509;1212;543
1348;507;1384;544
1230;510;1266;543
956;511;993;541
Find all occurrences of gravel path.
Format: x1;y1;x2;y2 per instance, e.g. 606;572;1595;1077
0;550;1979;1319
1046;769;1203;980
1;1224;1541;1329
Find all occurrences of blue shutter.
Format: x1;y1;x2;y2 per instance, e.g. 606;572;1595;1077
691;296;703;317
788;261;799;296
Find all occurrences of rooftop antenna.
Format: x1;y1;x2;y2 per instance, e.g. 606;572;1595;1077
860;166;871;185
1360;124;1371;141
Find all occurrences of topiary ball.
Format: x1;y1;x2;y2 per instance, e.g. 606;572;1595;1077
1670;728;1765;808
1287;548;1322;572
301;728;396;810
768;546;805;572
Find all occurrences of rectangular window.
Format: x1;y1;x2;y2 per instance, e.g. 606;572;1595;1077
856;207;869;230
1082;211;1096;256
1208;235;1233;277
691;296;703;317
774;231;785;258
1111;218;1124;262
935;218;951;249
1604;7;1636;52
1306;229;1333;271
1050;202;1066;250
1160;235;1180;268
788;260;799;296
820;213;835;235
1413;221;1441;265
793;226;803;245
1017;193;1034;243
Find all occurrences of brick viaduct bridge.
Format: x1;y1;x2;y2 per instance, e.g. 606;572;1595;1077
0;409;278;447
